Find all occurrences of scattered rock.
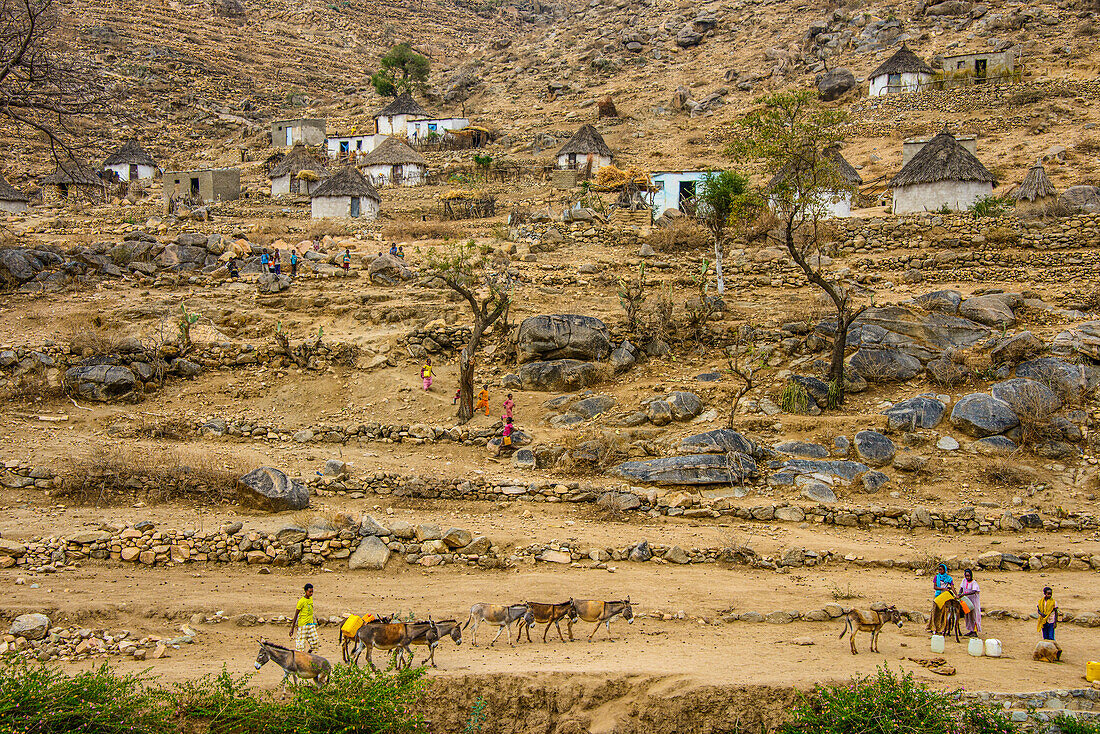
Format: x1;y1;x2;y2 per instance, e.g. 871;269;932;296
348;535;391;570
854;430;896;467
236;467;310;512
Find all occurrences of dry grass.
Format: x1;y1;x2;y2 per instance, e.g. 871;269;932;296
557;429;628;476
57;444;249;506
979;458;1038;488
61;312;128;355
381;219;463;241
647;217;709;252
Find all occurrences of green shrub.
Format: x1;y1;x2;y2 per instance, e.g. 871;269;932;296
969;195;1013;219
1050;714;1100;734
779;380;811;414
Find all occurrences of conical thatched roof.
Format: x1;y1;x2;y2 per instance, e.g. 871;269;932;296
311;166;381;200
376;92;428;118
103;138;157;168
1012;162;1057;202
361;137;426;167
556;124;613;158
40;159;104;186
0;173;30;202
889;129;995;188
767;146;863;189
870;44;933;79
269;144;330;179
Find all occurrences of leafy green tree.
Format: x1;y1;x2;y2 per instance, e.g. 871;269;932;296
423;240;511;423
370;43;430;97
699;169;755;294
729;90;864;403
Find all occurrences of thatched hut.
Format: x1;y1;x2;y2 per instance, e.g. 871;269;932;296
766;146;863;218
360;137;427;186
269;145;330;196
868;44;933;97
374;93;428;136
0;173;30;213
555;124;613;177
1011;162;1058;214
310;166;381;219
889;129;995;214
40;159;107;203
103;139;158;181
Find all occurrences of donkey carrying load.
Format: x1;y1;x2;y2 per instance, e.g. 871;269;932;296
255;639;331;691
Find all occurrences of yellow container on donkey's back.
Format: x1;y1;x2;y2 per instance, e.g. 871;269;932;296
341;614;364;637
1087;661;1100;683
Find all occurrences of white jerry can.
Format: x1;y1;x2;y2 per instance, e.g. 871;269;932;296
931;634;946;654
985;639;1002;657
968;637;985;657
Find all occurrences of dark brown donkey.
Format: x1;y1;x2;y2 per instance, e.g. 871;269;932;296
570;598;634;641
518;600;578;643
408;618;462;667
839;606;905;654
351;620;435;671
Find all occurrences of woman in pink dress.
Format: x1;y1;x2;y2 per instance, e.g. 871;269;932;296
959;568;982;636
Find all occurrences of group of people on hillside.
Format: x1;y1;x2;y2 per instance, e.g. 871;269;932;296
419;358;516;453
928;563;1058;641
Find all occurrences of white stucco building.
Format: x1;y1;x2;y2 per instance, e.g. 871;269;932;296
271;119;327;147
651;171;707;216
360;137;427;187
555;124;613;177
890;129;995;214
868;44;934;97
407;117;469;143
310;165;381;219
374;93;428;136
326;133;386;162
767;146;864;219
268;145;330;196
102;139;158;182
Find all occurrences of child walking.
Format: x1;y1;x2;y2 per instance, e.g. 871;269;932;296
342;248;351;276
502;393;514;420
452;388;461;405
420;358;433;391
476;384;490;416
501;417;514;455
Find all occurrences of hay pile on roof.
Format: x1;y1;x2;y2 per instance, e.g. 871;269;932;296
103;139;157;168
440;188;485;200
40;159;104;186
1012;162;1057;202
0;173;30;202
361;137;426;167
269;145;330;179
556;124;613;159
310;166;381;200
376;92;428;119
870;44;933;78
590;165;652;192
889;130;995;188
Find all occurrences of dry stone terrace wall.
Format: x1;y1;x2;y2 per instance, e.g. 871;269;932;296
851;79;1100;120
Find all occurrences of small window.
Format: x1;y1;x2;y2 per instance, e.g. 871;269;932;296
888;73;901;89
350;197;360;218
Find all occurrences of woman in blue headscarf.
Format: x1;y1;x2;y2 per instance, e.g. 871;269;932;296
927;563;955;632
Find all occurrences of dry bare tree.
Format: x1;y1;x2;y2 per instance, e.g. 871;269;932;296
0;0;114;159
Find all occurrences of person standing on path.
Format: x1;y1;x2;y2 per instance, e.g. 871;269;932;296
272;249;281;275
421;358;433;391
260;250;270;273
959;568;981;636
1037;587;1058;641
927;563;954;632
342;248;351;276
502;393;514;421
290;249;298;277
476;384;490;416
290;583;318;652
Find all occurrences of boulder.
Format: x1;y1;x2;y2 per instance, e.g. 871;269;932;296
913;290;962;315
519;360;601;391
678;429;761;457
568;394;616;419
257;272;291;294
516;315;611;363
368;254;413;285
628;540;652;561
817;68;856;101
646;400;673;426
926;0;972;14
664;546;690;564
883;394;946;430
972;436;1017;455
610;340;638;374
442;528;473;549
854;430;896;467
950;393;1019;437
63;364;139;402
676;28;703;47
275;526;308;544
666;391;702;420
851;305;990;354
599;491;642;511
10;613;50;640
773;441;830;459
348;535;391;570
848;348;922;382
801;482;837;503
959;293;1020;329
0;248;62;286
1016;357;1088;402
158;244;208;269
1058;185;1100;214
990;331;1043;366
236;467;310;511
458;536;491;555
359;515;389;536
612;453;758;485
989;378;1061;417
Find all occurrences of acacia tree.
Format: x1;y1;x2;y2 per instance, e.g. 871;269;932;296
729;91;865;403
424;240;511;423
370;43;430;98
0;0;113;158
698;170;751;294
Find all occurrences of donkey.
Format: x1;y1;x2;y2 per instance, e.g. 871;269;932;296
408;618;462;667
463;603;534;647
571;598;634;641
351;620;433;671
939;598;964;643
254;639;331;691
519;600;578;643
839;606;905;655
336;613;391;663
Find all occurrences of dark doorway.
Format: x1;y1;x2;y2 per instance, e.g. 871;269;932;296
678;180;697;212
129;164;139;180
350;197;360;218
190;177;200;198
393;164;404;185
974;59;987;81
